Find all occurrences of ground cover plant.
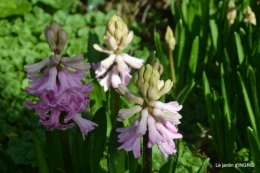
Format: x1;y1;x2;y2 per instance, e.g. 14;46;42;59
0;0;259;173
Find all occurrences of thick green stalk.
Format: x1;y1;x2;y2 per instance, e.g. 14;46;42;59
60;130;73;173
110;88;120;124
169;49;176;93
142;131;152;173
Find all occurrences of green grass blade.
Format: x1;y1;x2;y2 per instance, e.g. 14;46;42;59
32;129;50;173
196;158;210;173
247;127;260;172
234;32;244;65
0;148;20;173
237;72;257;135
176;81;195;104
188;36;199;81
249;66;260;125
209;9;218;51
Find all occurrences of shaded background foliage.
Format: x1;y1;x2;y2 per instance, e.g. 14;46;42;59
0;0;260;173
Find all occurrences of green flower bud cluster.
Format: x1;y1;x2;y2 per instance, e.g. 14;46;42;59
165;26;176;51
133;63;173;106
104;15;133;52
44;21;68;54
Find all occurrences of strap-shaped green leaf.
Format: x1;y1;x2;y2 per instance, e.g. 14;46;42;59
108;121;126;173
247;127;260;172
176;82;195;104
32;129;50;173
90;107;107;172
237;72;257;135
188;36;199;81
45;130;64;172
234;32;244;65
196;158;210;173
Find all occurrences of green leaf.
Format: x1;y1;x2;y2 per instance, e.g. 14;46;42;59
176;82;195;104
90;107;107;172
36;0;74;9
175;21;185;90
128;152;139;173
87;31;101;67
0;0;32;18
89;81;106;115
0;148;21;173
154;32;169;80
247;127;260;172
65;14;86;31
234;32;244;65
32;129;50;173
237;72;257;135
196;158;210;173
249;67;260;125
72;126;90;173
87;0;104;11
45;130;64;172
188;36;199;81
209;9;218;51
108;122;126;173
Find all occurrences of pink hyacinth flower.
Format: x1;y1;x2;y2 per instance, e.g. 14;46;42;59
24;55;97;139
93;44;144;91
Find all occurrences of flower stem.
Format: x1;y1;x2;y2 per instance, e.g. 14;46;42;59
60;112;73;173
169;49;176;92
60;130;73;173
143;130;152;173
110;88;120;124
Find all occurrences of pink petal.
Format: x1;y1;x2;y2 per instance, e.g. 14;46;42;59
24;57;51;77
121;53;144;69
72;113;98;140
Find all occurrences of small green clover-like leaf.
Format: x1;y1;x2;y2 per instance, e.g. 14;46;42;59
0;19;11;36
77;27;90;37
85;11;106;25
0;0;32;18
53;10;67;25
66;14;86;31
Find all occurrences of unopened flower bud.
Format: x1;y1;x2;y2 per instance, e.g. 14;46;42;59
147;86;158;105
138;66;146;79
133;73;139;86
118;35;129;50
165;26;176;51
107;23;116;35
104;15;132;52
57;30;67;53
153;60;160;71
149;74;159;87
125;92;144;105
45;27;57;51
158;64;164;76
137;78;145;90
243;6;256;25
140;82;149;98
143;65;153;82
227;1;237;26
158;79;173;97
115;30;124;45
51;21;61;37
